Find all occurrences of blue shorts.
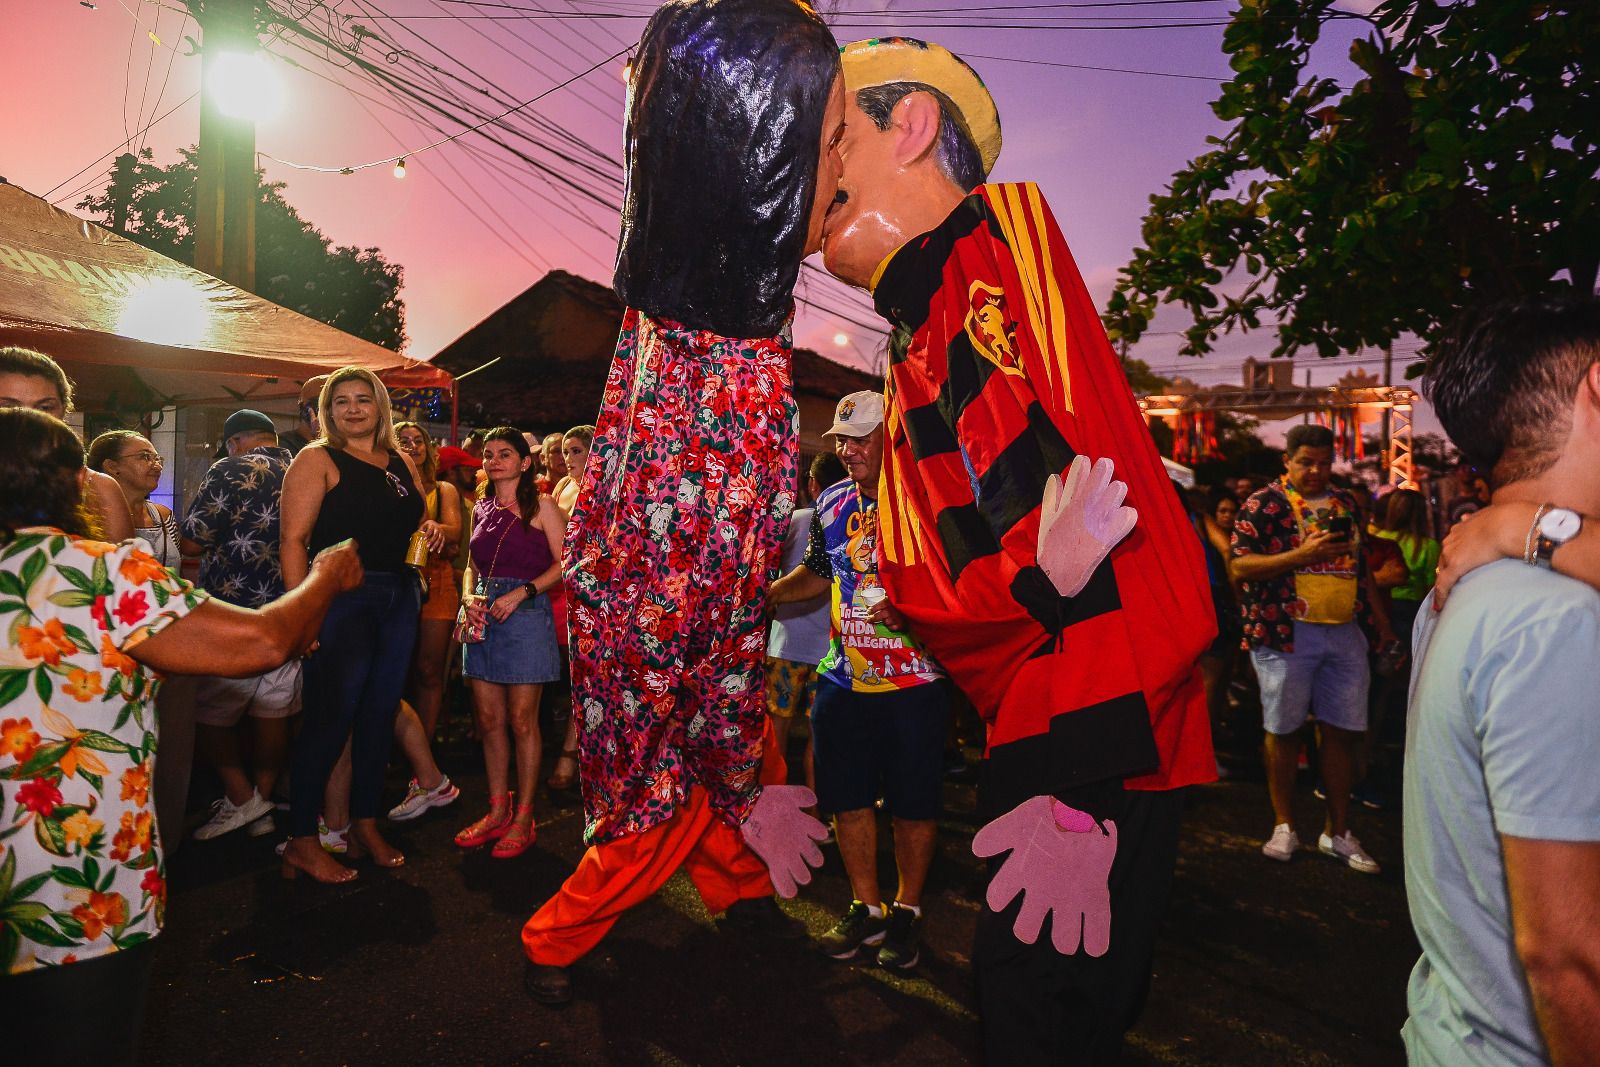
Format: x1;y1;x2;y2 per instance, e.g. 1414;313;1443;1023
463;577;560;685
1250;620;1370;735
810;677;950;821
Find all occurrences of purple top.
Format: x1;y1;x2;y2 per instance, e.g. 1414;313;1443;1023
470;497;553;581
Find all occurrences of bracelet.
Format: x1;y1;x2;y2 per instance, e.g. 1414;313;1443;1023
1523;504;1551;565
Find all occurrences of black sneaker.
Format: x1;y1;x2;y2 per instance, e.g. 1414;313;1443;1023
817;901;889;960
876;904;923;972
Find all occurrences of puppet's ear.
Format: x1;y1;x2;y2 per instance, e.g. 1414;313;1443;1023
892;90;943;168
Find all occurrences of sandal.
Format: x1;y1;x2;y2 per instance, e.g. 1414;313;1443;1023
454;793;514;849
547;748;581;792
491;805;538;859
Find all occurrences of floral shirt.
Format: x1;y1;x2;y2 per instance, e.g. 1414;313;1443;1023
179;445;292;608
1230;480;1370;653
566;309;798;845
0;530;206;975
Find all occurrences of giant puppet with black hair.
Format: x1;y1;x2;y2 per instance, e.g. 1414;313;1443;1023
519;0;842;1006
819;38;1217;1065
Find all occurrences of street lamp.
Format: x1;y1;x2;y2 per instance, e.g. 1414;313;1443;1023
206;51;284;122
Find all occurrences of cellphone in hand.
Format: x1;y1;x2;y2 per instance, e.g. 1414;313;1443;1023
1326;515;1354;538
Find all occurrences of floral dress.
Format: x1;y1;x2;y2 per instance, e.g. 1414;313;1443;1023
0;530;206;974
565;310;798;845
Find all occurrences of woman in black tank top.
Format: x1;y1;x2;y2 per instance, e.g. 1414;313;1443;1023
278;368;447;883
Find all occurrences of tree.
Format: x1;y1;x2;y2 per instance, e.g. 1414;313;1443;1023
80;148;406;350
1105;0;1599;360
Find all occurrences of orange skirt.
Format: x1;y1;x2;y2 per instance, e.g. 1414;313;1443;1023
419;556;461;622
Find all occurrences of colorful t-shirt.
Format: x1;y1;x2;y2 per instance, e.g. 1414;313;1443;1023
1231;479;1373;653
180;445;292;608
803;480;941;693
1282;479;1359;625
0;530;207;975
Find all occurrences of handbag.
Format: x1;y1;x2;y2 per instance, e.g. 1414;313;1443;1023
453;504;513;644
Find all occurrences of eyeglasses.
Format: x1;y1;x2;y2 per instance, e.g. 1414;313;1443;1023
118;450;164;465
384;470;409;498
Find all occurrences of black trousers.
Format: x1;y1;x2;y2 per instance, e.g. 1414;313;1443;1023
9;940;155;1064
976;786;1185;1066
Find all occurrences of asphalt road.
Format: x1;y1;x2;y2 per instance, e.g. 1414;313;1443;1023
138;721;1415;1066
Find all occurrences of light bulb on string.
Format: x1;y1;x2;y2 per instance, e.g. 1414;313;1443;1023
393;158;407;180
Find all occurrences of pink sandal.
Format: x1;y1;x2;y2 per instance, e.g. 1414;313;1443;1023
491;804;537;859
455;794;513;849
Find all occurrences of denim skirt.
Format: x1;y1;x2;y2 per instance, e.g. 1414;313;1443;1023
463;577;561;685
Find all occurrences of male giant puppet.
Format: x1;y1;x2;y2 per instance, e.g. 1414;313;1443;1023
821;39;1217;1063
520;0;839;1005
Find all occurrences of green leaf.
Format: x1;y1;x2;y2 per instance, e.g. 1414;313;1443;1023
0;844;14;898
2;900;50;922
0;669;28;707
55;565;94;592
49;864;94;890
19;549;45;591
0;570;25;600
76;730;136;755
33;812;70;857
34;666;51;704
47;590;96;609
10;869;53;902
10;917;81;948
9;739;73;779
91;555;110;594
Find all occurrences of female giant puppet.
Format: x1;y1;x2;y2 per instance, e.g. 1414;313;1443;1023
521;0;839;1005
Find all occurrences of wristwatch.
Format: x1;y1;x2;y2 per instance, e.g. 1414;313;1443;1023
523;580;540;598
1530;505;1582;569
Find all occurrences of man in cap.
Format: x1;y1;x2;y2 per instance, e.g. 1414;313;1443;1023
277;374;327;456
770;391;950;971
820;38;1217;1063
180;409;298;839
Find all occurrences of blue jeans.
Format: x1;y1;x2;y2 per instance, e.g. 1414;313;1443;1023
291;572;420;836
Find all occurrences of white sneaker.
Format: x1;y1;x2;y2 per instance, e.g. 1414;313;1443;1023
246;813;276;838
1261;823;1299;862
193;792;274;841
1319;831;1381;874
273;817;348;856
388;776;461;821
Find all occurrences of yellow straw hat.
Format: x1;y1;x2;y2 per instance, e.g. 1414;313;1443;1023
840;37;1002;177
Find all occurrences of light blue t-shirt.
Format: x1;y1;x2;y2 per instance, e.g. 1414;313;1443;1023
767;506;830;666
1403;559;1600;1066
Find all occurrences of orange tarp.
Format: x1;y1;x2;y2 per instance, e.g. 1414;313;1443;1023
0;180;450;408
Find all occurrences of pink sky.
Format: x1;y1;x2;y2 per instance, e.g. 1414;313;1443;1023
3;0;1437;444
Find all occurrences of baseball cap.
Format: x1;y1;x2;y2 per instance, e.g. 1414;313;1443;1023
825;390;885;438
222;409;276;439
298;375;329;406
437;445;482;471
840;37;1002;177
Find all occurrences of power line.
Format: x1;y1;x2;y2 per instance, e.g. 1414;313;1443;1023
962;50;1224;82
43;90;200;201
259;43;628;173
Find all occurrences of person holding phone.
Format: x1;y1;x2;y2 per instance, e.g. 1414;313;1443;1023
1231;425;1393;875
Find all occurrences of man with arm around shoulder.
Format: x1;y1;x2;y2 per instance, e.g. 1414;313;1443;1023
1404;296;1600;1067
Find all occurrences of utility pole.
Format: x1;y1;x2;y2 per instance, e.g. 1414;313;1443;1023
192;0;258;290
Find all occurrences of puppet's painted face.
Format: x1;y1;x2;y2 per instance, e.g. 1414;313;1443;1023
820;91;912;289
803;76;848;258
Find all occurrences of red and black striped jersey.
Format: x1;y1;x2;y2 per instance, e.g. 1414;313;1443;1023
871;183;1216;810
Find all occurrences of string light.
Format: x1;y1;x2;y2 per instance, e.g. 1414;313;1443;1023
393;157;407;179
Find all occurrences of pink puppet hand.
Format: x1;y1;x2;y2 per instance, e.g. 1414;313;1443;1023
971;795;1117;956
1037;455;1138;597
740;784;829;899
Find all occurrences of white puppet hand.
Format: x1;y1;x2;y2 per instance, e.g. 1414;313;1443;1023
971;796;1117;956
1037;455;1138;597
